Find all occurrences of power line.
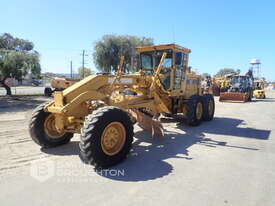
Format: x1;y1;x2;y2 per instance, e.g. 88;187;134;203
70;61;73;79
81;50;88;79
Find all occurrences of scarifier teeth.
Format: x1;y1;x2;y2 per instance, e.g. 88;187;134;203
129;109;164;137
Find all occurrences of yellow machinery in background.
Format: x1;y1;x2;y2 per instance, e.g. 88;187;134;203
29;44;215;168
211;77;222;96
219;74;233;92
211;75;232;96
201;75;213;95
44;77;78;96
253;79;266;99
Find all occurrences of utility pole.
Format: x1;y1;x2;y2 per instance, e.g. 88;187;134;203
81;50;88;79
70;61;73;79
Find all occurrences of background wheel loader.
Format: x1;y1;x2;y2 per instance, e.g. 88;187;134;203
219;75;253;102
29;44;215;168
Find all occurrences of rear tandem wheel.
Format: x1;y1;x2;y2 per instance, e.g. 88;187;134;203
185;95;204;126
185;94;215;126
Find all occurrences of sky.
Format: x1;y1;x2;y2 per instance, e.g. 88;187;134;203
1;0;275;81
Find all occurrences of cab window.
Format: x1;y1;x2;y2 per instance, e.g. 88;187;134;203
141;54;153;69
175;52;183;65
174;52;186;89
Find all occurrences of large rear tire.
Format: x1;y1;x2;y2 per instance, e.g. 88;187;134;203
202;94;215;121
186;95;204;126
79;106;134;168
29;103;73;148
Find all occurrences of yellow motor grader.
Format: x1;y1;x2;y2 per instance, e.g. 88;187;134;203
29;44;215;168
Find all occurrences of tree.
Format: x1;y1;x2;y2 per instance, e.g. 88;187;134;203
215;68;240;77
0;33;34;51
93;35;154;73
0;33;41;95
78;67;93;79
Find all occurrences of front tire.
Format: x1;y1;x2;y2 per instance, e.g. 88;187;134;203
79;106;134;168
29;103;73;148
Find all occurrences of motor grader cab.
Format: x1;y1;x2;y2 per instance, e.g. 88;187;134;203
253;79;266;99
219;75;253;102
29;44;215;168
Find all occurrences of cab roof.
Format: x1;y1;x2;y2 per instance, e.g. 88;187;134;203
233;75;249;77
136;43;191;54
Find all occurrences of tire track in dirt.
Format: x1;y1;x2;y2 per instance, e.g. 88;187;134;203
0;97;51;173
0;119;50;172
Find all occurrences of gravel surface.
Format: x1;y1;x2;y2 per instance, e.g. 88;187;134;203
0;86;45;96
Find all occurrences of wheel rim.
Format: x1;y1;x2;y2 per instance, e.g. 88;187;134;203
196;102;203;120
101;122;126;156
208;99;214;116
44;114;65;139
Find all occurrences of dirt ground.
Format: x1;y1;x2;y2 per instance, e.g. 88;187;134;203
0;92;275;206
0;96;51;171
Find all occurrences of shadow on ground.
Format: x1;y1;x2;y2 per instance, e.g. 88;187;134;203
41;141;80;156
42;116;270;182
177;117;271;140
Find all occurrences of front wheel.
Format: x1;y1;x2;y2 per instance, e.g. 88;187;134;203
29;103;73;148
79;106;134;168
